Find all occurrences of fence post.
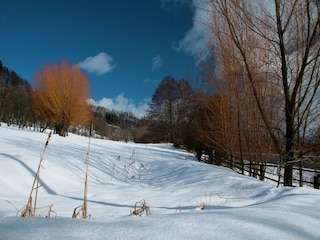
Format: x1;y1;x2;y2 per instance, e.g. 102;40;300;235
259;163;265;181
314;174;320;189
299;161;303;187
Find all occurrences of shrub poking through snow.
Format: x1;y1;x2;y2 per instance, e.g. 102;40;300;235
196;191;212;211
130;199;150;217
110;156;121;181
72;205;91;219
19;131;55;218
111;150;143;181
198;202;205;211
175;206;181;213
124;150;136;179
38;204;56;218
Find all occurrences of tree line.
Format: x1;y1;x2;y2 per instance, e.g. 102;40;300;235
0;61;33;127
0;60;140;139
202;0;320;186
145;0;320;187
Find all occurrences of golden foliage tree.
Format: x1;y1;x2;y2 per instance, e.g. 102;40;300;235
32;59;92;136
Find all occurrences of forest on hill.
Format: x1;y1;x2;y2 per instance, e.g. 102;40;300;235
0;61;196;147
0;60;142;141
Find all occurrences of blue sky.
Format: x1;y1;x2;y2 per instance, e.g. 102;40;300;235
0;0;210;117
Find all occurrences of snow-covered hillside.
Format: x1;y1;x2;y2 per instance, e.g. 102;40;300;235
0;124;320;239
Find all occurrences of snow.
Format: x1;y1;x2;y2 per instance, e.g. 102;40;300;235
0;124;320;239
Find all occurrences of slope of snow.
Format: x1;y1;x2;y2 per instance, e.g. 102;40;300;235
0;124;320;239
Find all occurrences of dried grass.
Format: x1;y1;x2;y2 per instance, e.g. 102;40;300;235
130;199;150;217
111;150;143;181
19;131;54;218
72;122;93;219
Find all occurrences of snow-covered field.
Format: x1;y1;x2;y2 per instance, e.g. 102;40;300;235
0;124;320;240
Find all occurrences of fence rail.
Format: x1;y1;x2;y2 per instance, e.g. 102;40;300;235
200;154;320;188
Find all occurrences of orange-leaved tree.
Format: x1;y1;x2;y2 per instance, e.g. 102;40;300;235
32;59;92;136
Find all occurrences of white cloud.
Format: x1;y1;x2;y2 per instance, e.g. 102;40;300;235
151;55;163;70
175;0;212;65
88;93;150;118
78;52;115;76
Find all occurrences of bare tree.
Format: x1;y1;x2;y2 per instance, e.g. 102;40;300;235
148;76;193;144
206;0;320;186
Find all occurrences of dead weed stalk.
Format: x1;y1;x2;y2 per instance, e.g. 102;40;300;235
110;150;143;181
72;122;93;219
20;131;54;218
130;199;150;217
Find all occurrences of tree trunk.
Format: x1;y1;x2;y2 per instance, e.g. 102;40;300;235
284;108;294;186
55;123;68;137
284;163;293;186
215;149;222;166
259;163;266;181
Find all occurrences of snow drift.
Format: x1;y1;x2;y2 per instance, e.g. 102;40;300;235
0;124;319;239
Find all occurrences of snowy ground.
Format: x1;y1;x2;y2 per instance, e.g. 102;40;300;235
0;124;320;239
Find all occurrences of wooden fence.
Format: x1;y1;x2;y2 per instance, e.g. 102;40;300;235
201;154;320;188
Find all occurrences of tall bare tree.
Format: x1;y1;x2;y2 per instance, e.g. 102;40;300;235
206;0;320;186
148;76;193;144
